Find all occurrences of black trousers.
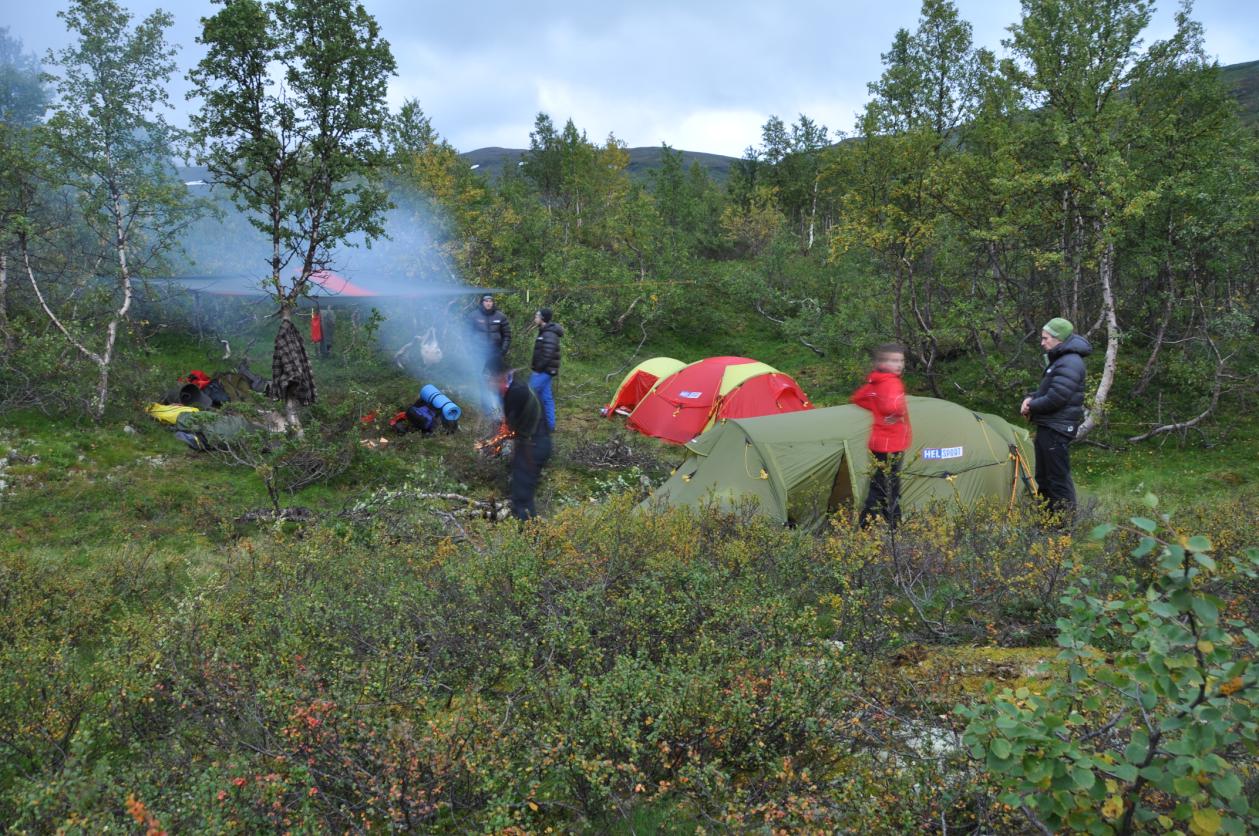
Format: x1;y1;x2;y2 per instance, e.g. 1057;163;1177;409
510;430;553;521
860;451;903;529
1033;425;1076;515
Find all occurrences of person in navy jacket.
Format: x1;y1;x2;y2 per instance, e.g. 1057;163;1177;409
1021;317;1091;517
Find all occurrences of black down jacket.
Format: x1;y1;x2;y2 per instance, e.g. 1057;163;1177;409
530;323;564;375
469;304;511;355
1027;333;1092;436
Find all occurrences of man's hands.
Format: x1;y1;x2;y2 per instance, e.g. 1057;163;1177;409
1020;397;1032;417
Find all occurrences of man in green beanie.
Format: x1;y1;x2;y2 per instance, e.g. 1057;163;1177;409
1020;317;1091;517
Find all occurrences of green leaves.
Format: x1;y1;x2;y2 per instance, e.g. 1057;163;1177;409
1106;762;1139;783
1191;596;1219;627
190;0;395;305
1212;772;1242;800
1188;535;1213;553
1071;766;1095;790
1090;523;1117;540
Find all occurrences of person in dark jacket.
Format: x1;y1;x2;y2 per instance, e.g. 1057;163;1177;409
1021;317;1091;516
469;293;512;360
469;294;511;418
529;308;563;431
503;377;552;521
319;306;335;358
852;343;911;529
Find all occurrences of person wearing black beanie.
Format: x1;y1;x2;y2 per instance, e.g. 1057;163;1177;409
529;308;563;431
469;293;512;420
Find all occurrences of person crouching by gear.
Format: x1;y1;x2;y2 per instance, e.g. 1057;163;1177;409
469;293;511;419
529;308;563;431
851;343;911;530
1021;317;1091;518
503;376;552;521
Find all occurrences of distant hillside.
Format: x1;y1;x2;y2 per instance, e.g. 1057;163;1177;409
461;60;1257;179
460;145;738;182
181;59;1254;194
1220;59;1259;127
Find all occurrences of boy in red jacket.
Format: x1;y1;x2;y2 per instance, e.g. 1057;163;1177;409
851;344;911;529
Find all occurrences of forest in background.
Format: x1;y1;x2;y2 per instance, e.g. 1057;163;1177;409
2;0;1257;436
2;0;1258;832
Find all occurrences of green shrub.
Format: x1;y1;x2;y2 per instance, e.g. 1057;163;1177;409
959;497;1259;834
3;492;1253;832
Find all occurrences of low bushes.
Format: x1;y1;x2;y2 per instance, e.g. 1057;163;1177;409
1;495;1254;831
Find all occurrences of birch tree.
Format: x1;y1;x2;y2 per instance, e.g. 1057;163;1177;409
36;0;194;420
1000;0;1210;436
189;0;395;428
832;0;991;391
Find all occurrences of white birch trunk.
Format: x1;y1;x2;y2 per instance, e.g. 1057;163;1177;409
22;236;120;421
806;179;818;251
1078;239;1119;439
0;250;12;355
92;183;134;420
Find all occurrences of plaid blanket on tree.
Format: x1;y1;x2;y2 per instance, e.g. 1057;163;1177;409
271;318;317;405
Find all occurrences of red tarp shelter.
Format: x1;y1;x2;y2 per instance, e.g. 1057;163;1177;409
309;270;375;297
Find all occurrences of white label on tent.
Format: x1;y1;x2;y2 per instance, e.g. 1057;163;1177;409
678;390;704;399
921;446;963;460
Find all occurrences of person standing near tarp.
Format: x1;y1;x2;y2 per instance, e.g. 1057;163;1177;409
469;293;511;418
1021;317;1091;517
319;306;335;358
529;307;563;431
852;343;911;529
310;302;335;359
503;376;552;521
310;303;323;353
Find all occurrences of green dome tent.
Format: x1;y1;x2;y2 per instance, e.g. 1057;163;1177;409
644;396;1036;531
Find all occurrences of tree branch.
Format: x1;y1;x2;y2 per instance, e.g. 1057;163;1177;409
1128;332;1227;443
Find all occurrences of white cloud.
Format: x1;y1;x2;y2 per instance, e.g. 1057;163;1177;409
6;0;1256;158
669;109;769;156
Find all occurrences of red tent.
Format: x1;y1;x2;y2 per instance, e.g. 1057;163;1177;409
604;357;687;417
625;356;812;444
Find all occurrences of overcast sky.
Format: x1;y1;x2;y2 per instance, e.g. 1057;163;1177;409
6;0;1257;157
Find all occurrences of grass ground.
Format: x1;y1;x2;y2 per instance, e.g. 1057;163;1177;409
2;314;1255;832
3;311;1256;553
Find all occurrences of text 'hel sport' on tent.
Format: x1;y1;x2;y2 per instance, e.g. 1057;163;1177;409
645;396;1036;531
603;357;687;418
624;356;813;445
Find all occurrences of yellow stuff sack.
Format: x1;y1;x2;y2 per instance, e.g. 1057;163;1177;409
147;403;200;424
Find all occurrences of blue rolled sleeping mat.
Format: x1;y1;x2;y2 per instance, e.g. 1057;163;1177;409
419;384;461;422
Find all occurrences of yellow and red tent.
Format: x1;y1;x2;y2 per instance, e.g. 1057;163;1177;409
625;356;812;444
